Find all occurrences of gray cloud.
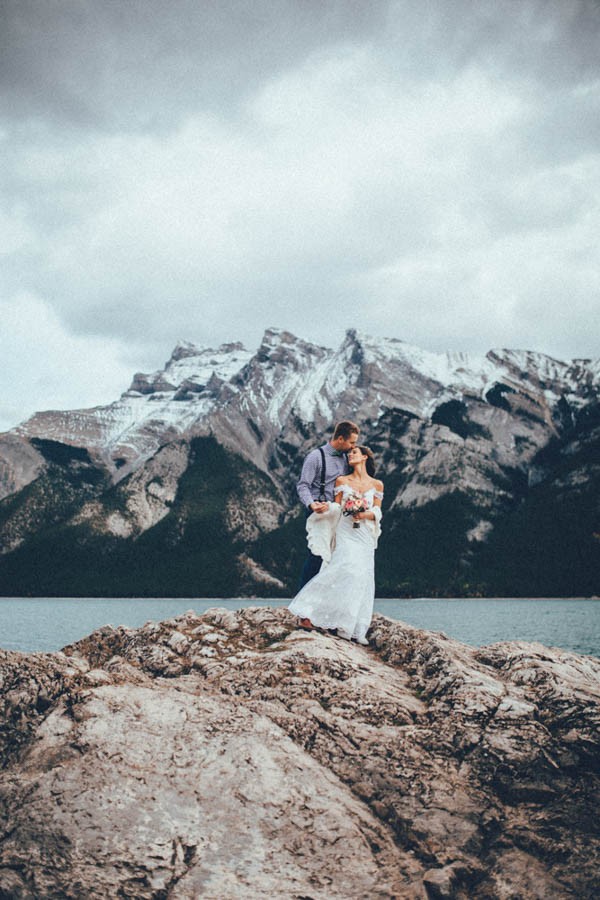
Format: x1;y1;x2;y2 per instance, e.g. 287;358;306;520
3;1;599;128
0;0;389;128
1;0;599;430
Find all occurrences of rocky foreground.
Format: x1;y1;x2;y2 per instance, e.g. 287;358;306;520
1;608;599;899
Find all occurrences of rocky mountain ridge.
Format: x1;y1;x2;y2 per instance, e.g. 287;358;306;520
1;607;599;898
5;327;598;491
0;328;598;597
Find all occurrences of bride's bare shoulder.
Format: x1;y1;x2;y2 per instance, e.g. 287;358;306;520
373;478;384;491
335;475;350;485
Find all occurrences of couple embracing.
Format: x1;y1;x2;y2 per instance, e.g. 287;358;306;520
289;421;384;645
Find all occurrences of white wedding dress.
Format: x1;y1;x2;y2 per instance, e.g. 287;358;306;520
289;485;383;644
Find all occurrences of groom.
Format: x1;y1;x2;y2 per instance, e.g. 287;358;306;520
296;420;360;589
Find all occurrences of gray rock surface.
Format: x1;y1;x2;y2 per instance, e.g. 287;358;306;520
1;607;599;898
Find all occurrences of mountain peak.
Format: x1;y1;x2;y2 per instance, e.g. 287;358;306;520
342;329;407;351
169;340;204;363
342;328;374;348
260;327;301;347
167;340;248;365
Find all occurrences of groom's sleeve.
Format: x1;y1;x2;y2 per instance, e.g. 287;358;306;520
297;450;318;508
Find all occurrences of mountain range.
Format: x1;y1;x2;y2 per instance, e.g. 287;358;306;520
0;327;598;597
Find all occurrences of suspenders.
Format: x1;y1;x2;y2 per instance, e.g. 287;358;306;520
318;447;326;501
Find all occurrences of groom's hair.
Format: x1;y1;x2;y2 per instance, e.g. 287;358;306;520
333;420;359;440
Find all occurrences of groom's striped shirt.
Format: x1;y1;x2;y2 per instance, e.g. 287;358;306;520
296;443;351;509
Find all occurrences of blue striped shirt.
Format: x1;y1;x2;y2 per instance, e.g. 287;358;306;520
296;443;351;508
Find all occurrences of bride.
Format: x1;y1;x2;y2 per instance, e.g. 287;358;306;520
289;445;384;645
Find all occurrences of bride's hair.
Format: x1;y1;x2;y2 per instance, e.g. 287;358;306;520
359;445;376;477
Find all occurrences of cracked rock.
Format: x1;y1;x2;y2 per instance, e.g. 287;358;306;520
0;607;598;898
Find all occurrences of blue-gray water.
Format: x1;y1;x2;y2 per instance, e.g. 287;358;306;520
1;597;598;657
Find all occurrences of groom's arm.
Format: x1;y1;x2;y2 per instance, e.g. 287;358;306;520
297;449;321;509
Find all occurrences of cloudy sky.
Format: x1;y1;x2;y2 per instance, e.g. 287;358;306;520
1;0;599;431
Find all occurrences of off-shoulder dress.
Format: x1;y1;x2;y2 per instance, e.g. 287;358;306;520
289;484;383;644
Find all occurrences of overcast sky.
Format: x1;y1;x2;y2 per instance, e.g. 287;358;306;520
1;0;599;431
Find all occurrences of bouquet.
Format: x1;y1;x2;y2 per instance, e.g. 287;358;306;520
342;492;368;528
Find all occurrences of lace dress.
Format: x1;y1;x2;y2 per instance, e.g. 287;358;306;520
289;486;383;643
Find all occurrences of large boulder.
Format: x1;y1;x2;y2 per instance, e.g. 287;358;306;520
0;608;598;898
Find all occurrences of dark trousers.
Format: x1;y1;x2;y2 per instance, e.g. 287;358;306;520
298;550;323;591
298;507;323;591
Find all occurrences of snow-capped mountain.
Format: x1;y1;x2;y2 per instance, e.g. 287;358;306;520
0;328;598;597
6;327;598;483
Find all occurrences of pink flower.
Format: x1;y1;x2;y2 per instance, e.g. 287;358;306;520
342;492;368;526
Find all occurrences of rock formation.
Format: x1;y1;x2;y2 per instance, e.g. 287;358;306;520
0;328;598;597
1;607;599;898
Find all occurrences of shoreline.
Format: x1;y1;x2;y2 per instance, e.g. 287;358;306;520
1;594;598;601
1;597;599;659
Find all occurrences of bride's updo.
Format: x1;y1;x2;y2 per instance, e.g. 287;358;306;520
359;445;376;477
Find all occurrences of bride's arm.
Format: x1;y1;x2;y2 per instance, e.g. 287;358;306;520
334;475;347;505
371;480;384;512
355;480;384;521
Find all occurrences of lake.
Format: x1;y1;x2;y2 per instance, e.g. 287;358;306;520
1;597;599;658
